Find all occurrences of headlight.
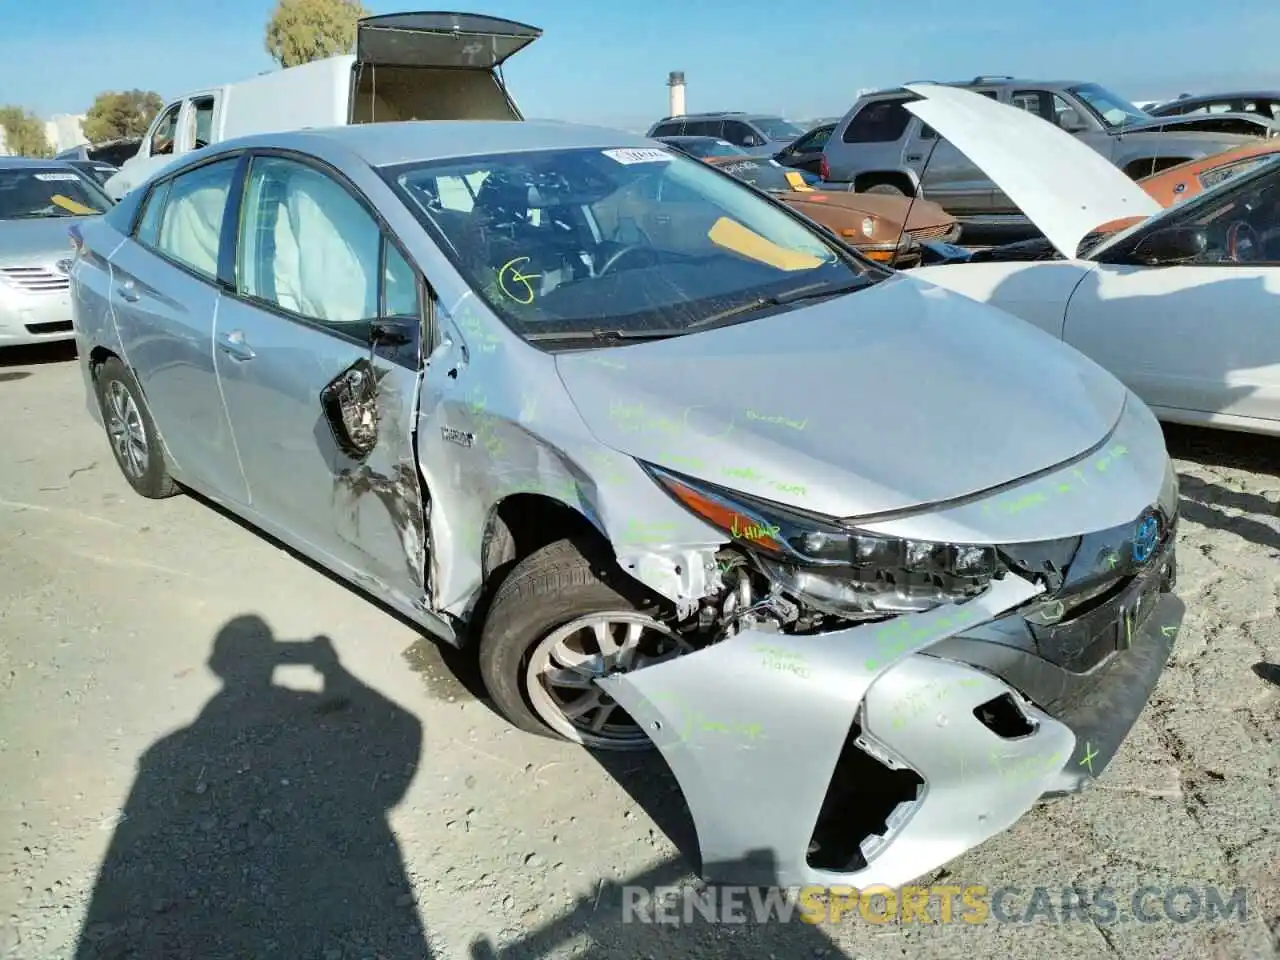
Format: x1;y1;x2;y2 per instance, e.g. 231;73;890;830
861;215;876;238
643;463;998;615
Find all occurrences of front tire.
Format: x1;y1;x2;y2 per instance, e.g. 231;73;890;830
95;357;178;499
478;538;685;751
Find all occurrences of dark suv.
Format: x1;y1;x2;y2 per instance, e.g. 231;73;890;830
646;111;805;157
820;76;1279;225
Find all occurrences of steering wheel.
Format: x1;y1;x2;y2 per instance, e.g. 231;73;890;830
1225;220;1261;262
596;244;652;276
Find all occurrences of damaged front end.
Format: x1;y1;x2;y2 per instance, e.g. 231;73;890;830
595;412;1183;889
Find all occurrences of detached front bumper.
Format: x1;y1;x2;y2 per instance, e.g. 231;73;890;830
598;544;1181;890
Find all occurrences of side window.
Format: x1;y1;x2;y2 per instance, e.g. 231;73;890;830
236;155;382;327
721;120;756;146
843;100;913;143
382;238;421;317
189;97;216;149
652;121;683;137
134;179;174;247
914;93;995;140
684;119;719;137
1010;90;1043;115
152;158;238;279
149;104;181;157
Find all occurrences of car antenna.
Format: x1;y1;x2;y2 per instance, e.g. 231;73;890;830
888;98;943;267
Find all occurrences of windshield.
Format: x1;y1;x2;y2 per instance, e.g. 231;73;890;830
391;146;880;341
753;118;805;141
1092;154;1280;258
0;167;112;220
1069;83;1150;128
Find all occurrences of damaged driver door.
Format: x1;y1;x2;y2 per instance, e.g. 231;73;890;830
212;153;430;613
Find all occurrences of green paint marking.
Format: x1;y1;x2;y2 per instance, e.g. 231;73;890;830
1079;741;1099;775
1161;625;1178;638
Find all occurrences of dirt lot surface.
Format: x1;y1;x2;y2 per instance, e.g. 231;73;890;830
1;343;1276;959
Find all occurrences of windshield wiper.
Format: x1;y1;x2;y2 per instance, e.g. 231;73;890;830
684;277;873;331
526;328;686;344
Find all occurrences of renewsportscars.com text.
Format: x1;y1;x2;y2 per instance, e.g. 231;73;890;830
621;883;1250;926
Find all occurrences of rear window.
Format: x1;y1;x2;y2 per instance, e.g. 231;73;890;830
842;100;913;143
0;167;113;220
651;121;683;137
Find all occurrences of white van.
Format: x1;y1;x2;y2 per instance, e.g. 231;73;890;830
104;11;540;200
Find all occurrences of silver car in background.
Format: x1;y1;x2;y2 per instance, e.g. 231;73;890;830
1;157;112;348
69;121;1183;889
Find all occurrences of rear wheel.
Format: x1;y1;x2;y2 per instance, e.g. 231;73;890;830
95;357;178;499
478;538;687;750
863;182;907;197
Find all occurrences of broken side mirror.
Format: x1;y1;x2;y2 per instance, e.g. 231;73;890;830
370;315;418;348
1128;225;1208;266
320;358;381;460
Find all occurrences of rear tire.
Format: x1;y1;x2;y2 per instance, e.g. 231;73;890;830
95;357;178;499
478;538;680;751
863;182;907;197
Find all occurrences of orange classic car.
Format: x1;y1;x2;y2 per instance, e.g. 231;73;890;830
655;136;959;266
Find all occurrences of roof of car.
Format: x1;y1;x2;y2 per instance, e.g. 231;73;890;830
862;78;1088;98
658;135;727;143
1158;90;1280;106
0;156;79;171
213;120;657;168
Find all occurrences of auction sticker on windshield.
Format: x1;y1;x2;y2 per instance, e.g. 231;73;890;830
602;148;673;165
34;173;80;181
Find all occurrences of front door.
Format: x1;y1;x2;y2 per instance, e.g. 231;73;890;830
213;152;431;609
1064;164;1280;424
107;156;249;503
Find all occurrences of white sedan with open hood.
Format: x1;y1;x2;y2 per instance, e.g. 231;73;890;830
908;82;1280;437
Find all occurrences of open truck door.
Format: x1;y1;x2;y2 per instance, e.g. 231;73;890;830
351;12;542;122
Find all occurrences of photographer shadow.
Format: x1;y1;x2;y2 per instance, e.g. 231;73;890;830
74;615;432;959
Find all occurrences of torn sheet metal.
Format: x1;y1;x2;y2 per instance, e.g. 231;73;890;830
596;574;1046;888
417;294;726;620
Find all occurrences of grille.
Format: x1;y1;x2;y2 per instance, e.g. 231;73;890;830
1;265;70;293
906;222;958;242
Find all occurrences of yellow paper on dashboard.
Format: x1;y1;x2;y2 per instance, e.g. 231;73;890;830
707;217;823;271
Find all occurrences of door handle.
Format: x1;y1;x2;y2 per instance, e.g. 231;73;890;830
116;279;139;302
905;153;924;163
216;329;256;361
654;215;671;225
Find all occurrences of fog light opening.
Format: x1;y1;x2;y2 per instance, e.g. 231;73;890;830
806;720;924;872
973;693;1037;739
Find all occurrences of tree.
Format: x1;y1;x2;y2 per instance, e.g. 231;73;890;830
83;90;164;143
264;0;369;69
0;106;52;157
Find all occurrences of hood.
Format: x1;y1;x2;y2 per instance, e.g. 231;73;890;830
554;274;1127;520
0;217;89;263
902;83;1162;259
1116;112;1279;138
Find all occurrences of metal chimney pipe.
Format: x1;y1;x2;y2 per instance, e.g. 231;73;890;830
667;70;686;117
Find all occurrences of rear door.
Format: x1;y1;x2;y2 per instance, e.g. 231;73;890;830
353;11;541;119
105;155;250;502
910;90;999;215
212;150;431;610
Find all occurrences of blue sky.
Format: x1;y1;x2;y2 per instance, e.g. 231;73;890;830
2;0;1277;128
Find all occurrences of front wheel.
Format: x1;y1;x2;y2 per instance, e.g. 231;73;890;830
95;357;178;499
478;538;687;751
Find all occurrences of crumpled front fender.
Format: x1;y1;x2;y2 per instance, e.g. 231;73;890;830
596;574;1054;888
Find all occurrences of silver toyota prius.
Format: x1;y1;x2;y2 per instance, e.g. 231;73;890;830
69;120;1184;889
1;157;112;348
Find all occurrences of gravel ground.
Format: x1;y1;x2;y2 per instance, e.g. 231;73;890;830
0;343;1276;960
